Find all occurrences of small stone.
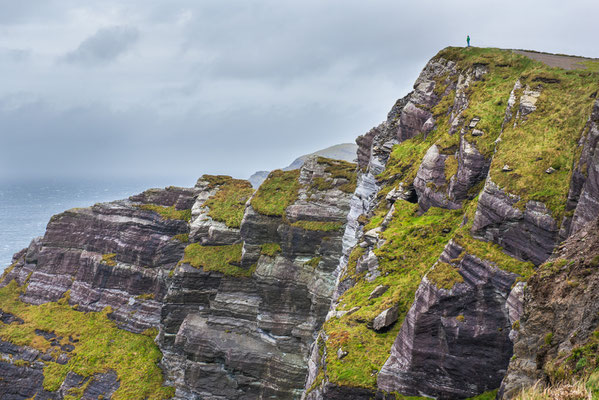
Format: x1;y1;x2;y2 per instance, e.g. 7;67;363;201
471;129;484;136
359;241;369;248
442;228;451;234
346;306;360;315
545;167;556;174
368;285;389;300
364;228;381;245
337;348;348;360
502;164;513;172
372;305;399;331
56;353;70;365
469;117;480;128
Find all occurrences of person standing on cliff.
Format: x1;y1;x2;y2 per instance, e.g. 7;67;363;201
467;35;470;47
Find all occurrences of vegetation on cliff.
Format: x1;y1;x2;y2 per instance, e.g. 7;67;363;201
0;280;174;400
135;204;192;221
203;177;254;228
251;169;300;216
323;201;464;388
311;157;357;194
319;46;587;391
182;242;254;277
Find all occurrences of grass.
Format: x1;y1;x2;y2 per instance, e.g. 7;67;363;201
172;233;189;243
427;262;464;290
101;253;116;267
444;155;458;182
181;243;254;277
0;281;174;400
199;174;235;189
322;201;464;388
250;169;300;217
376;134;432;185
204;178;254;228
135;204;191;222
432;47;599;221
581;60;599;73
314;157;358;194
466;390;498;400
304;257;322;268
484;63;598;221
515;380;592;400
290;220;344;232
260;242;281;257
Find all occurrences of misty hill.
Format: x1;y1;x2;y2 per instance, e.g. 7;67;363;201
248;143;358;187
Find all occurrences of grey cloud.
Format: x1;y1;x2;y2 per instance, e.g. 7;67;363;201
62;26;139;66
0;48;30;62
1;0;599;184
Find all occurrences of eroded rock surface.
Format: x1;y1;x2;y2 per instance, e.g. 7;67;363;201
500;217;599;398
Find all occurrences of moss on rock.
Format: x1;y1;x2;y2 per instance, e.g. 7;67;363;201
181;243;253;277
136;204;191;222
251;170;300;217
0;281;174;400
204;178;254;228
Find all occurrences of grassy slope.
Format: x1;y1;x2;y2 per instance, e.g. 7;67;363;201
203;177;254;229
321;47;593;390
0;281;174;400
251;169;300;217
181;242;254;277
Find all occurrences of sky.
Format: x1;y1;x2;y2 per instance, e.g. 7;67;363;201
1;0;598;186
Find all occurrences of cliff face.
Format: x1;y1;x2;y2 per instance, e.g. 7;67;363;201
0;157;356;399
304;47;599;399
1;47;599;400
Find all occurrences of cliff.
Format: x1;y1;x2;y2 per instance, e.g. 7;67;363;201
1;47;599;399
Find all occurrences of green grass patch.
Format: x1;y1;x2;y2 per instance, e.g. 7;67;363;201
260;242;281;257
204;178;254;228
136;204;191;222
466;389;498;400
444;155;458;182
427;262;464;290
172;233;189;243
199;174;235;189
290;220;344;232
376;134;432;185
181;243;254;277
580;60;599;73
316;157;358;193
304;257;321;268
487;66;599;220
101;253;116;267
0;281;174;399
251;169;300;217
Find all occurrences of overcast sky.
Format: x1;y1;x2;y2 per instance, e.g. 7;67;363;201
1;0;597;185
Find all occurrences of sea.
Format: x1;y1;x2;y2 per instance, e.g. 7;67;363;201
0;177;192;271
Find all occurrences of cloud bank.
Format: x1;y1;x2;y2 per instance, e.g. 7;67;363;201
0;0;597;184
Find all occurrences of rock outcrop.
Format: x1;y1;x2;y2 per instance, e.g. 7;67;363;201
500;216;599;398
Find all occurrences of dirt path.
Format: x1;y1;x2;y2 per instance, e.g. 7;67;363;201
513;50;596;70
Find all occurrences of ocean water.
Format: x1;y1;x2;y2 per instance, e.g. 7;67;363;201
0;177;191;271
